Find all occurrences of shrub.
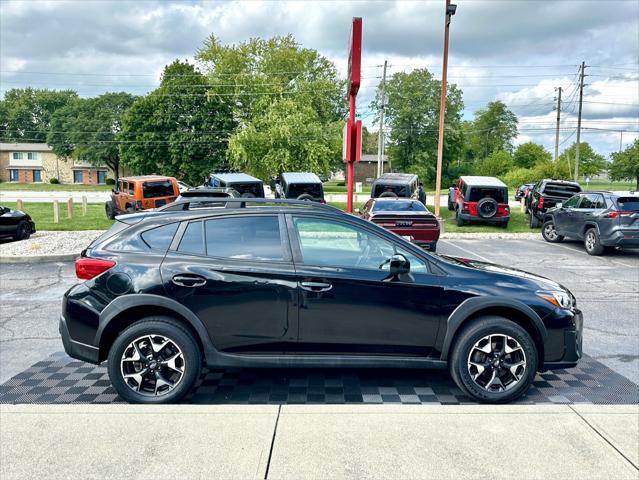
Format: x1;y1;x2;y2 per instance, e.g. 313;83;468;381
49;177;60;184
502;167;537;187
105;177;116;185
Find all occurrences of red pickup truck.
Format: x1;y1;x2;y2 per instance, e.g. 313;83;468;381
359;198;440;251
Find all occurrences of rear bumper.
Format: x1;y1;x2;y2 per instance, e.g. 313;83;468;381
59;314;100;364
387;227;440;243
544;309;583;371
458;213;510;224
601;230;639;248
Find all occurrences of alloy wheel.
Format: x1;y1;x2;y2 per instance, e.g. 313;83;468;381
543;223;557;241
467;334;527;392
585;232;596;251
120;334;185;397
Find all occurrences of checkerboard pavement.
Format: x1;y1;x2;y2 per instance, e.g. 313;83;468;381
0;352;637;405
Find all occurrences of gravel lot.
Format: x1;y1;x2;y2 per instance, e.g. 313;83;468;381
0;230;103;257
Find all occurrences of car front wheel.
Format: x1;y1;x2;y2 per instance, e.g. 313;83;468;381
107;317;202;404
449;316;537;403
542;220;564;243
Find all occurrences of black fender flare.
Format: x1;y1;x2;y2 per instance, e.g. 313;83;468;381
582;222;600;236
439;296;548;361
95;294;217;361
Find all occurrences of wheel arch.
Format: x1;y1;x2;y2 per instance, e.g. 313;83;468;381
582;222;599;236
95;294;215;363
439;297;547;367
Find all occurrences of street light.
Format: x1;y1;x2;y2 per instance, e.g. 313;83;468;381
434;0;456;218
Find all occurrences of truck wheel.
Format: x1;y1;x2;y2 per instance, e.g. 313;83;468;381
584;228;605;256
107;316;202;404
542;220;564;243
529;213;540;228
105;201;117;220
449;316;537;403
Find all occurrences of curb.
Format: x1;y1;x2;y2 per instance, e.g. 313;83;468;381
0;253;78;264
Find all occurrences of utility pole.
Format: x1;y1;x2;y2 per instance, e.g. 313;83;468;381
434;0;457;217
574;61;586;182
619;130;623;152
554;86;562;161
377;60;388;178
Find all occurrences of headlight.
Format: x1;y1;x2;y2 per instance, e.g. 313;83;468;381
536;290;573;309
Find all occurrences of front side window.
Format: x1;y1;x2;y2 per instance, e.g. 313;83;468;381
73;170;84;184
579;194;603;209
293;217;428;273
32;170;42;182
562;195;580;208
205;216;283;261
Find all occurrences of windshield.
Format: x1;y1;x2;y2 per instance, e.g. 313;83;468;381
373;200;426;212
467;187;506;203
143;181;174;198
616;197;639;212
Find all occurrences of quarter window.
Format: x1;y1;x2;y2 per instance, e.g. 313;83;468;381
178;221;205;255
204;216;283;261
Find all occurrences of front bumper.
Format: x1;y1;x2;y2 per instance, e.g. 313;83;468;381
59;315;100;364
544;308;583;370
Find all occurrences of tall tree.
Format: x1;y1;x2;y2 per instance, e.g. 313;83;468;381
609;139;639;189
513;142;551;168
370;68;464;183
197;35;344;176
1;88;78;142
47;92;136;177
119;61;236;184
559;142;606;179
361;126;379;155
467;101;518;160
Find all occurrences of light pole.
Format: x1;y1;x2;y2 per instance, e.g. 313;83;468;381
434;0;456;218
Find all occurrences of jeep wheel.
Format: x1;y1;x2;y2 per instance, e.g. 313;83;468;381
449;316;537;403
542;220;564;243
529;213;540;228
477;197;498;219
107;317;202;404
584;228;606;256
105;201;117;220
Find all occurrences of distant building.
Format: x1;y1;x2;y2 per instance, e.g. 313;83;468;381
0;143;114;184
353;154;388;185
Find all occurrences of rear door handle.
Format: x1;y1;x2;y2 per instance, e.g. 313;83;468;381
172;274;207;287
300;281;332;292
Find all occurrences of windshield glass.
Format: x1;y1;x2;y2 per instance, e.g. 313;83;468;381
373;200;426;212
467;187;506;203
143;181;174;198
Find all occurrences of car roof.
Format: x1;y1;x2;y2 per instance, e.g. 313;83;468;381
209;172;263;183
459;176;507;188
119;175;175;182
541;178;581;185
373;173;418;184
281;172;322;183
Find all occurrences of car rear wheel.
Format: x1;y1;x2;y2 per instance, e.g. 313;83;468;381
449;316;537;403
107;317;202;404
584;228;606;256
14;220;32;241
542;220;564;243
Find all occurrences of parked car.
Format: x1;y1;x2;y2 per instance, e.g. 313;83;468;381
0;206;36;241
541;191;639;255
526;179;581;228
158;188;241;211
371;173;420;199
515;183;535;201
205;172;265;198
359;198;440;251
60;198;582;405
449;176;510;227
272;172;325;202
105;176;180;219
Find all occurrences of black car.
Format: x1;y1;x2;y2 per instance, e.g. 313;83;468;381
0;206;36;241
515;183;535;201
60;199;583;404
541;191;639;255
272;172;325;202
526;179;582;228
371;173;420;199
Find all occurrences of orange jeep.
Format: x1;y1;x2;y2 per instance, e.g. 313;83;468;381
105;175;179;219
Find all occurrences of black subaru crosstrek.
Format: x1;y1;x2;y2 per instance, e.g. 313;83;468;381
60;198;583;404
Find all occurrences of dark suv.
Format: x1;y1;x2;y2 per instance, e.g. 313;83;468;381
541;191;639;255
371;173;420;199
272;172;325;202
449;176;510;227
60;199;582;404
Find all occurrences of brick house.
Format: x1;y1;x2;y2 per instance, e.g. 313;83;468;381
353;154;388;185
0;143;114;184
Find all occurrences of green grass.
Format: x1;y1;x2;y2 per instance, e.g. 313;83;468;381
579;180;635;192
5;202;114;231
0;183;111;192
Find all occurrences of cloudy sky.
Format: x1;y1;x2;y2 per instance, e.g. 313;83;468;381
1;0;637;157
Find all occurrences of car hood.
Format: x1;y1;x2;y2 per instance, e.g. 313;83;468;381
440;255;566;291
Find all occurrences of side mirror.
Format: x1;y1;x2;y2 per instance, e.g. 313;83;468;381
389;254;410;276
556;202;563;209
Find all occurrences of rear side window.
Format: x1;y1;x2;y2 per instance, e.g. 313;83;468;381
616;197;639;212
141;223;178;251
178;221;205;255
579;194;605;209
205;216;283;261
143;180;174;198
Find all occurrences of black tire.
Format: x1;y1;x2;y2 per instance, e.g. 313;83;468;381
296;193;315;201
105;201;117;220
529;212;541;228
107;317;202;404
429;242;437;252
13;220;31;241
449;316;538;404
455;209;465;227
541;220;564;243
379;191;398;198
499;221;509;229
476;197;498;219
584;228;606;256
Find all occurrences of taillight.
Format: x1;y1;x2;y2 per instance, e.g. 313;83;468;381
605;211;633;219
539;197;545;209
75;257;116;280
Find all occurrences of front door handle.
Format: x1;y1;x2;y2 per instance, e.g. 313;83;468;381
300;281;332;292
172;274;207;288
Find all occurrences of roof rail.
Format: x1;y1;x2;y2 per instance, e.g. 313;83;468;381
158;197;344;213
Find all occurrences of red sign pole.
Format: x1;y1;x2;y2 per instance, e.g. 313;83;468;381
345;17;362;214
347;95;356;213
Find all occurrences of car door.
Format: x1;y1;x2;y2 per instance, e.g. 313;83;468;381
161;213;299;353
288;214;445;355
553;194;581;235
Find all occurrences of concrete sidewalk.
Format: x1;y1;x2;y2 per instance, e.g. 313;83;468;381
1;404;637;479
